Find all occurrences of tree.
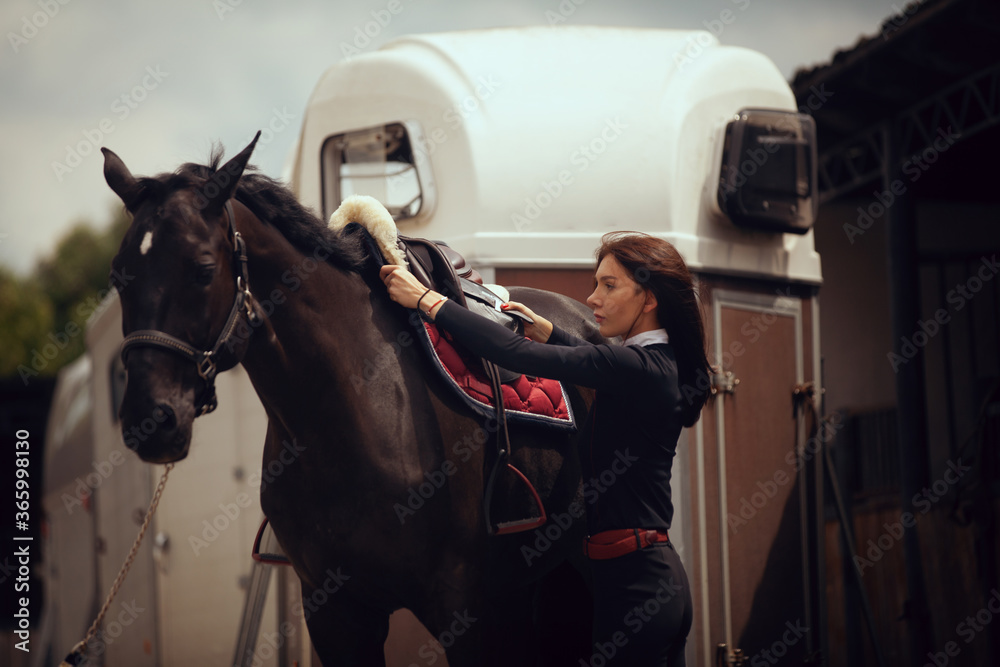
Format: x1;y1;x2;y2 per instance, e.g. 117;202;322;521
0;268;54;379
0;206;131;382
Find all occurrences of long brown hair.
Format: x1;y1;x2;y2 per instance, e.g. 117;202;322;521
596;231;711;427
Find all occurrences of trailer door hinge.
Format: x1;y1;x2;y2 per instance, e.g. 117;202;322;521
711;371;740;395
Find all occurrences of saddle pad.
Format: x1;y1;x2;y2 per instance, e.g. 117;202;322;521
418;320;577;431
341;221;576;431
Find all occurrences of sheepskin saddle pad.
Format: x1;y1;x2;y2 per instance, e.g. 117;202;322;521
329;195;576;432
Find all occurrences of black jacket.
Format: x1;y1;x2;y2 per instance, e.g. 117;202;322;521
434;301;684;534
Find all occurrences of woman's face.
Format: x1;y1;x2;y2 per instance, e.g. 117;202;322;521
586;256;647;339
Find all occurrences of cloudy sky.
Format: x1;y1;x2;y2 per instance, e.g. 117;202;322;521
0;0;903;275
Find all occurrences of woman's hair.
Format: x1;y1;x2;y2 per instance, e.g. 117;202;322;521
596;231;712;427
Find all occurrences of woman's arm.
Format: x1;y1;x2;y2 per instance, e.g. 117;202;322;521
500;300;591;348
434;300;641;390
546;325;593;348
379;264;637;389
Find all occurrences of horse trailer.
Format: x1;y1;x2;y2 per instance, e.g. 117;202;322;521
41;26;822;666
286;26;824;666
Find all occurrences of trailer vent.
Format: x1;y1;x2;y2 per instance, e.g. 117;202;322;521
717;108;818;235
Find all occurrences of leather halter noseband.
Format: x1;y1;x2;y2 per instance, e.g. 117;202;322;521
119;200;257;416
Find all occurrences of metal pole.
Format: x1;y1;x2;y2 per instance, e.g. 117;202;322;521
883;121;934;664
824;436;887;667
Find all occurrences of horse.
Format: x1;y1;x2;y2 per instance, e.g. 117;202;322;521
101;134;605;666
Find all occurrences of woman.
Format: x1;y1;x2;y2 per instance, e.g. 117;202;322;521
380;231;711;666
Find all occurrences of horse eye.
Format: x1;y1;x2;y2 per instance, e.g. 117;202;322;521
195;264;216;286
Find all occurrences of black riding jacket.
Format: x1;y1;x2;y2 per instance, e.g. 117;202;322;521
434;301;684;535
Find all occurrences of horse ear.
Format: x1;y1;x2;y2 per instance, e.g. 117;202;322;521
203;131;261;214
101;147;138;210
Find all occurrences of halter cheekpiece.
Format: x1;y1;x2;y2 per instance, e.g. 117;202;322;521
119;200;258;416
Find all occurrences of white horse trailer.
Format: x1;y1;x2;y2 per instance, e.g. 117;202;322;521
42;26;823;667
287;27;824;666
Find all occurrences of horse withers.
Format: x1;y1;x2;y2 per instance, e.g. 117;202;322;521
102;134;602;666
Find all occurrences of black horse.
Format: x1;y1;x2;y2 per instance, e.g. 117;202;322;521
102;134;604;666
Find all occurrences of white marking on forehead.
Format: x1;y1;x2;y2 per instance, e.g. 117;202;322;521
139;231;154;255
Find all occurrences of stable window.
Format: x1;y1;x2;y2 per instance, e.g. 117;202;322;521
321;122;434;222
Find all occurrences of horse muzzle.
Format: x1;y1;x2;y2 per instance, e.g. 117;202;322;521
120;394;195;463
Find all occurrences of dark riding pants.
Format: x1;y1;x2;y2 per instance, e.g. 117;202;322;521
587;541;693;666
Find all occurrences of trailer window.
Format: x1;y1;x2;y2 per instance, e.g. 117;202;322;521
321;122;433;223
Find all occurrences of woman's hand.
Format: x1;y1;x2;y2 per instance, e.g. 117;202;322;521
379;265;445;316
502;300;553;342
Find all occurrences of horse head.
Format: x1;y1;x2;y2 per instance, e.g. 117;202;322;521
102;133;261;463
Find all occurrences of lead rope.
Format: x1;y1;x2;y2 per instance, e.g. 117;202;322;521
60;463;174;666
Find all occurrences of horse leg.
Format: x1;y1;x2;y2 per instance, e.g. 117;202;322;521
409;558;486;667
302;583;390;667
482;581;543;667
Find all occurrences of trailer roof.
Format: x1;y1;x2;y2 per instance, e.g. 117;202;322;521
294;26;821;284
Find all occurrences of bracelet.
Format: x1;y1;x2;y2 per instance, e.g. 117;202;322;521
425;296;449;317
416;288;432;312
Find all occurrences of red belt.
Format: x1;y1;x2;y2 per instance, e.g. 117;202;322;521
583;528;669;560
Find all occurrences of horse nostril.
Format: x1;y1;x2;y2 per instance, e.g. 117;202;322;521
153;403;177;431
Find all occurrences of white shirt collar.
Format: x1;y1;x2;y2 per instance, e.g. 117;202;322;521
624;328;670;347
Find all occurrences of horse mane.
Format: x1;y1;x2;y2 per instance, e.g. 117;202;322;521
133;145;366;271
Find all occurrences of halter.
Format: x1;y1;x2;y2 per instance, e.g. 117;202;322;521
119;200;257;416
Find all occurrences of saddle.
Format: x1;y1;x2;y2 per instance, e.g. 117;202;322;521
396;235;548;535
399;235;534;373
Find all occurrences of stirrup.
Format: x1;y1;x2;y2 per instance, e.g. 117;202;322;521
483;449;547;536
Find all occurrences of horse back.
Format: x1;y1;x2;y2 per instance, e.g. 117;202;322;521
506;286;609;346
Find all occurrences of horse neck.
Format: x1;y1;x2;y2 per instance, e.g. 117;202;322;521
232;204;378;424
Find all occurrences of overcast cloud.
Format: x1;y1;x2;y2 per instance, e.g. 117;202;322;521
0;0;904;274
